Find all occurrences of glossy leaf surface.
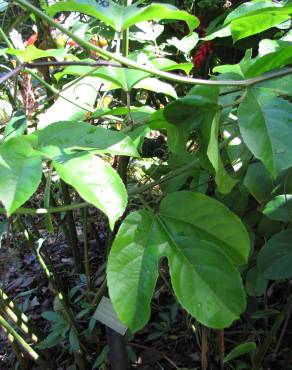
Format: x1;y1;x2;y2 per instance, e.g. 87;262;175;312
108;191;249;331
54;153;127;229
160;192;250;265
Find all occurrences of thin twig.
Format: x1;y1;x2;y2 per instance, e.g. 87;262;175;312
26;60;123;68
0;64;24;85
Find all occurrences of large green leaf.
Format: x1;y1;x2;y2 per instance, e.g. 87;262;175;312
226;4;292;41
47;1;198;33
107;210;166;331
36;121;139;158
224;1;277;25
108;192;248;331
37;77;100;129
163;233;246;329
159;192;250;265
54;153;127;229
47;0;121;30
256;74;292;96
122;3;198;33
238;89;292;177
258;229;292;280
263;194;292;222
246;46;292;77
0;138;42;215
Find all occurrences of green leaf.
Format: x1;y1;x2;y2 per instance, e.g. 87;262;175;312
69;328;80;351
36;121;139;158
246;267;268;297
244;162;273;204
7;45;65;62
42;311;63;322
263;194;292;222
238;89;292;177
0;138;42;215
258;229;292;279
164;233;246;329
213;49;253;78
224;342;257;363
122;3;199;33
108;193;248;331
47;1;199;33
134;77;177;99
47;0;121;30
201;110;237;194
148;109;188;154
246;46;292;77
37;77;100;129
55;60;189;94
38;330;65;349
202;25;231;41
159;192;250;265
161;87;219;154
224;1;277;25
54;153;127;229
3;111;27;142
256;74;292;96
107;210;165;332
167;32;199;54
230;5;292;41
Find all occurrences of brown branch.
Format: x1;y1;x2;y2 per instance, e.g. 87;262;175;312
0;64;24;85
0;60;124;86
26;60;123;68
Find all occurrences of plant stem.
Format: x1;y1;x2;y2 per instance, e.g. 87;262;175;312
14;0;292;87
0;202;89;215
0;26;13;48
105;4;130;368
82;208;92;291
251;295;292;370
0;313;50;369
60;181;83;273
44;163;54;233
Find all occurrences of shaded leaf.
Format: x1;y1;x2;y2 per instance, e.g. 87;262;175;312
224;342;257;363
246;267;268;297
258;229;292;279
4;111;27;142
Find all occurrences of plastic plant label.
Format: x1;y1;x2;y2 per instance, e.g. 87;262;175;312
93;296;128;335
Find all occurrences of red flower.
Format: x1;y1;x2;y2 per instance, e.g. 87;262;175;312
26;33;38;46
